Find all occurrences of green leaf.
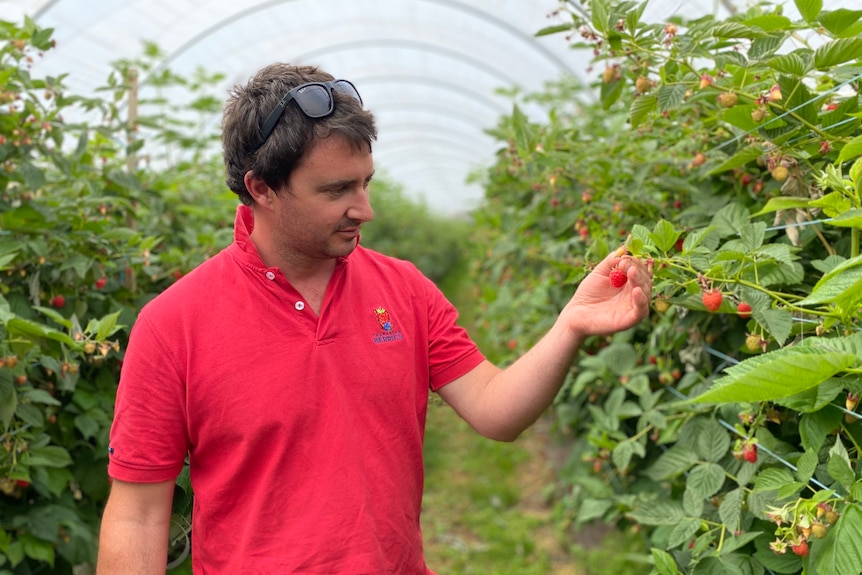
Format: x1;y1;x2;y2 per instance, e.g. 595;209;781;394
591;0;610;33
819;9;862;38
644;446;698;480
753;468;795;492
800;407;842;452
718;488;743;531
696;419;731;462
773;377;844;413
656;84;686;112
20;533;54;566
667;518;701;549
767;51;813;76
649;220;678;253
795;0;822;22
686;463;726;499
814;37;862;69
630;94;657;128
798;254;862;307
628;498;685;526
27;445;73;468
752;308;793;346
811;503;862;575
828;438;855;489
534;24;572;37
826;208;862;229
651;548;680;575
691;347;857;403
837;134;862;165
708;146;764;175
710;22;766;39
23;389;61;406
0;386;17;432
795;449;819;482
744;16;791;33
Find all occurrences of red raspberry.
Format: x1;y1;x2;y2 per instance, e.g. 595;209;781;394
702;289;723;312
51;295;65;308
791;540;809;557
94;277;107;290
737;302;752;318
742;442;757;463
609;268;628;288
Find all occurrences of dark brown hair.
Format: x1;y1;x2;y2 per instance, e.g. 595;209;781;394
222;63;377;205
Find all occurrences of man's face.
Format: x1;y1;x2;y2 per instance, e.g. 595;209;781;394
272;135;375;265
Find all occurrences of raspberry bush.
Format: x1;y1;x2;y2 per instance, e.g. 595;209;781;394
472;1;862;573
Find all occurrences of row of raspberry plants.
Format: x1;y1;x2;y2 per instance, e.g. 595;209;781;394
470;1;862;573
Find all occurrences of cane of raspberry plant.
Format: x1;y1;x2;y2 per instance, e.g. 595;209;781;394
609;268;627;288
702;289;723;312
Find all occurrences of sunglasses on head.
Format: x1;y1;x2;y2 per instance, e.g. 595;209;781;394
256;79;362;148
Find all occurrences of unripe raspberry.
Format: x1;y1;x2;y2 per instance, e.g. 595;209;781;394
771;166;789;181
718;92;738;108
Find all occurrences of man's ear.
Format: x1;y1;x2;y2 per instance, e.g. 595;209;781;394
244;171;275;208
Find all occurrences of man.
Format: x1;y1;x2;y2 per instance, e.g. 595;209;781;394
96;63;651;574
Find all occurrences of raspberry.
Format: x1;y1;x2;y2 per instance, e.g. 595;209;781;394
737;302;752;318
791;540;809;557
810;523;828;539
745;334;762;353
609;268;628;288
771;166;789;181
718;92;738;108
742;442;757;463
51;295;65;308
94;277;107;290
702;289;723;312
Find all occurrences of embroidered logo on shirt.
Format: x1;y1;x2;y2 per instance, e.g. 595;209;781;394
372;306;404;344
374;307;392;331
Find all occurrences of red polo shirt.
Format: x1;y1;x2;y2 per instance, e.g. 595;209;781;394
107;205;485;574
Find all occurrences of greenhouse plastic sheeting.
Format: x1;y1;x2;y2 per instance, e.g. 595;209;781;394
3;0;850;213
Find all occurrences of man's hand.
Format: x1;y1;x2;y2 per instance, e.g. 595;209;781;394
562;247;652;338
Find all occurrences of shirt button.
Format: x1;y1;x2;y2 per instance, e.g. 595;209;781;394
265;271;276;280
295;301;305;311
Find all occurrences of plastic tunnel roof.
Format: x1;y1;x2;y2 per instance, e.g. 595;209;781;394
2;0;843;213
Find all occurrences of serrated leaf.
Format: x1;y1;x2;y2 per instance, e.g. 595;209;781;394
649;219;678;252
645;446;698;480
795;449;819;483
687;463;726;499
795;0;822;22
752;308;793;345
26;445;73;468
708;146;764;175
656;84;686;112
777;481;806;499
668;518;701;549
630;94;657;128
800;407;842;452
828;438;855;489
628;498;685;526
652;548;680;575
798;254;862;307
753;468;795;492
767;51;813;76
718;488;743;531
772;377;844;413
814;37;862;69
837;134;862;165
744;16;791;33
811;503;862;575
591;0;610;33
710;22;765;39
819;9;862;38
691;348;856;404
751;196;812;217
696;419;731;462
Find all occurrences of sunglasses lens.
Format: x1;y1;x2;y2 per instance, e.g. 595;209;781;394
295;84;333;117
333;80;363;106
